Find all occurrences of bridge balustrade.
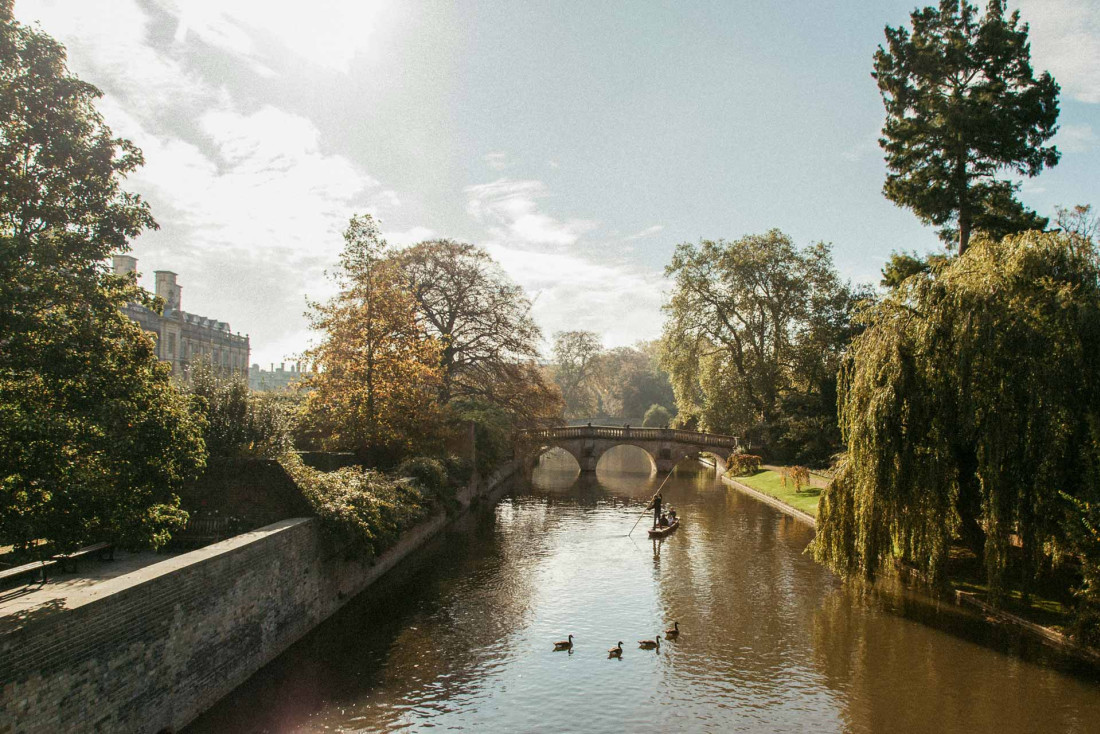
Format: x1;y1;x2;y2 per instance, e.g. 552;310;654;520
518;425;738;449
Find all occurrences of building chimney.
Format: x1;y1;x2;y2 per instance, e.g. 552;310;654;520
112;255;138;277
154;270;181;311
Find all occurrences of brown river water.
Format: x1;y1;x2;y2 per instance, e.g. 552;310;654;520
186;448;1100;733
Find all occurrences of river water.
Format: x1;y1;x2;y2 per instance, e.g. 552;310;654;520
187;450;1100;733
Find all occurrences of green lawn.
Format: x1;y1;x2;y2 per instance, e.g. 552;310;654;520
732;470;821;517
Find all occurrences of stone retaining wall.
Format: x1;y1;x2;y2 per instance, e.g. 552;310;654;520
0;463;516;734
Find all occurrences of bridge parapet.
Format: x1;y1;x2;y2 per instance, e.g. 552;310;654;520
519;425;739;449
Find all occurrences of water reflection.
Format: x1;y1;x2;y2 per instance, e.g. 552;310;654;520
186;454;1100;733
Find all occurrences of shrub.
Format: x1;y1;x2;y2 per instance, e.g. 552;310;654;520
188;361;293;459
780;465;811;492
442;455;474;486
643;404;673;427
396;456;448;492
280;453;432;558
727;453;763;476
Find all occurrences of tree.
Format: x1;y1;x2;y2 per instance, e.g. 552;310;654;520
0;12;205;552
591;343;676;422
1057;204;1098;244
303;215;442;464
815;231;1100;618
875;0;1060;254
660;230;862;462
393;239;560;426
642;404;672;428
552;330;603;419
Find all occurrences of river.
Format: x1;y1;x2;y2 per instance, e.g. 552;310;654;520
186;449;1100;733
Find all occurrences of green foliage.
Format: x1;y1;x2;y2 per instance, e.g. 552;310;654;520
874;0;1059;253
280;452;433;558
187;361;293;459
0;14;204;553
395;456;448;493
660;230;867;464
815;232;1100;624
441;455;474;486
726;453;762;477
642;404;672;427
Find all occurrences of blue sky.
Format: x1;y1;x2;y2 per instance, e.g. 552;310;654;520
17;0;1099;366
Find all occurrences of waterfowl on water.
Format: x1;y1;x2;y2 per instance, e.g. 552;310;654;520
553;634;574;650
608;641;624;658
638;635;661;649
664;622;680;638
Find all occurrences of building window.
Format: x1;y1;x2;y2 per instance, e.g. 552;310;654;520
167;333;176;357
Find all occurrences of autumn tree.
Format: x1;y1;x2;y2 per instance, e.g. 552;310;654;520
0;12;205;552
552;330;604;419
303;215;442;464
393;239;561;426
815;231;1100;623
661;230;864;463
875;0;1060;254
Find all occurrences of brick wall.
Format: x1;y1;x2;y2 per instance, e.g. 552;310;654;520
0;463;516;734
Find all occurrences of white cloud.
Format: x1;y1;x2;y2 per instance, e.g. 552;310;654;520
167;0;397;74
485;244;667;351
1054;123;1097;153
1016;0;1100;103
18;0;211;114
623;225;665;241
465;179;597;248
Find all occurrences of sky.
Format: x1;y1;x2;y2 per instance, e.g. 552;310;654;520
15;0;1100;367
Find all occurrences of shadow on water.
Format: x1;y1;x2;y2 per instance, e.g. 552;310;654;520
187;454;1100;734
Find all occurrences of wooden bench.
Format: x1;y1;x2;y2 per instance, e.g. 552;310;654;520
0;559;58;589
53;542;115;573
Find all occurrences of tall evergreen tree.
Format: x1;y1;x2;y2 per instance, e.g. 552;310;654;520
874;0;1060;254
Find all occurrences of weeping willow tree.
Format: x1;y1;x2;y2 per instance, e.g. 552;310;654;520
815;230;1100;612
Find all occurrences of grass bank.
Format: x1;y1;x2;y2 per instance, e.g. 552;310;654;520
734;469;822;517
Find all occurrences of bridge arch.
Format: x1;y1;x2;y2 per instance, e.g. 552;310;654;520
594;444;657;475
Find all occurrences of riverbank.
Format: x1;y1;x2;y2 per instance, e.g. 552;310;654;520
721;470;817;527
722;464;1100;670
0;462;516;734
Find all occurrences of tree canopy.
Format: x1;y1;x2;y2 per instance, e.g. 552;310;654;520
815;231;1100;622
0;13;205;552
552;330;604;419
874;0;1060;254
303;215;442;464
660;230;865;463
394;239;561;427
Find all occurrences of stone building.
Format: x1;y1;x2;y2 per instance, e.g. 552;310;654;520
113;255;250;380
249;362;309;392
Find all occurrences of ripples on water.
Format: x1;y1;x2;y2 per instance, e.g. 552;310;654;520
187;450;1100;733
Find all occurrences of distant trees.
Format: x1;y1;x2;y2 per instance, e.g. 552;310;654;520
660;230;866;464
303;215;442;464
0;12;205;552
874;0;1060;254
815;231;1100;631
552;330;604;418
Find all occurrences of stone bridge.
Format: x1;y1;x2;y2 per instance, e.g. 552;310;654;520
517;425;739;474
